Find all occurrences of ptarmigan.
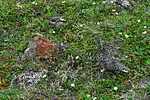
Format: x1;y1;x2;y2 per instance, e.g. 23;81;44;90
96;38;130;73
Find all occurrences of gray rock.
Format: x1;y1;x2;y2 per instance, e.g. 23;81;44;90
21;40;37;61
114;0;132;9
48;17;67;27
104;0;133;9
12;70;47;86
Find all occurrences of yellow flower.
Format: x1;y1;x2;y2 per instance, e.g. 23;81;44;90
86;94;90;97
92;2;96;5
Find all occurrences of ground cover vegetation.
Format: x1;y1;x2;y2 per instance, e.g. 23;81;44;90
0;0;149;99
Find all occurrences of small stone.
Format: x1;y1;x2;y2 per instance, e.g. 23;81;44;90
48;17;67;27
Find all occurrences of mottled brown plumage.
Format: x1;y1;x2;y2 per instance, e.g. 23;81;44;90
96;38;130;73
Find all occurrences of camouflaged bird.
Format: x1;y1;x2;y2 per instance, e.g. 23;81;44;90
96;38;130;73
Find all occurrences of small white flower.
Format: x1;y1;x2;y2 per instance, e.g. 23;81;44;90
59;88;64;91
71;83;75;87
110;1;114;3
101;69;105;72
103;1;106;4
93;97;97;100
52;31;55;33
16;3;22;9
42;74;47;78
114;86;118;91
86;94;90;97
119;32;122;35
144;26;147;28
97;22;100;25
92;2;96;5
137;19;141;22
112;9;116;12
62;1;66;3
32;2;35;4
115;12;119;15
32;2;37;5
125;34;129;38
142;31;147;34
76;56;79;59
80;24;83;27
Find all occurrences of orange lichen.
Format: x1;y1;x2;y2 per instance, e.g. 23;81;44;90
34;36;57;57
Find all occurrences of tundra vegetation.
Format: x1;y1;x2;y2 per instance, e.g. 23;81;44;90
0;0;149;99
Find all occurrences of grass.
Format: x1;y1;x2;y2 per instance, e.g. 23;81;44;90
0;0;150;99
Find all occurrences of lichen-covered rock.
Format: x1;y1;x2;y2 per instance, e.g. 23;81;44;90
104;0;134;9
12;70;47;89
21;39;37;61
34;36;57;58
21;36;58;62
114;0;132;9
20;36;67;82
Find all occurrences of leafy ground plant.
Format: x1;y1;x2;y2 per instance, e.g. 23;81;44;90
0;0;149;99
